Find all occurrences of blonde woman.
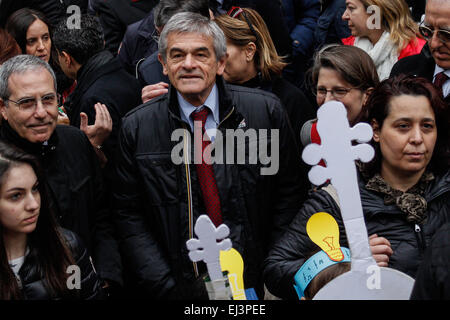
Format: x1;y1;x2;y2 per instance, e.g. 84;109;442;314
341;0;426;80
215;7;316;148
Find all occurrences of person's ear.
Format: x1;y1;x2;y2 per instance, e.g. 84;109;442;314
60;51;72;67
158;53;169;76
371;119;380;142
245;42;257;62
0;99;8;121
362;87;374;106
216;54;227;76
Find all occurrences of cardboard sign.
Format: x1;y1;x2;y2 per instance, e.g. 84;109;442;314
302;101;414;300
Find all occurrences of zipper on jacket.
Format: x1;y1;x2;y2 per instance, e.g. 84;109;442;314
217;106;235;128
414;223;426;253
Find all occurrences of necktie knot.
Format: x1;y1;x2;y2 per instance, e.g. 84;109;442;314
434;71;449;90
191;107;210;127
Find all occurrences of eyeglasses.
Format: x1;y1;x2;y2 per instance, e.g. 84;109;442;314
227;6;261;45
314;87;358;99
419;23;450;43
5;93;60;113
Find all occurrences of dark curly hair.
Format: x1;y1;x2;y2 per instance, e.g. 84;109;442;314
361;74;450;177
52;14;104;66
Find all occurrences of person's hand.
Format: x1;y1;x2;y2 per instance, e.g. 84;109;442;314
369;234;393;267
80;103;112;149
142;82;169;103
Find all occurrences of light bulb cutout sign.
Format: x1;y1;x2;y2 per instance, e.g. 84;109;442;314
220;248;246;300
301;101;414;299
307;212;344;262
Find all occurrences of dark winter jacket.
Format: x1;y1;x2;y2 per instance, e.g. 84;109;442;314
240;74;316;149
215;0;292;57
263;170;450;299
94;0;158;54
390;44;450;103
118;9;158;76
112;76;307;299
64;50;142;163
314;0;351;50
410;223;450;300
0;0;88;28
282;0;321;58
17;228;104;300
137;51;167;87
0;122;123;286
390;44;435;82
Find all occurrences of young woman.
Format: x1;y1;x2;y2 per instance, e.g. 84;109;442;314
5;8;75;101
0;142;104;300
263;75;450;299
341;0;426;80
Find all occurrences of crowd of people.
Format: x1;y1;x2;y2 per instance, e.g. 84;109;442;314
0;0;448;300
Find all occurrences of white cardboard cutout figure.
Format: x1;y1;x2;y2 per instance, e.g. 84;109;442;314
186;215;232;281
302;101;414;300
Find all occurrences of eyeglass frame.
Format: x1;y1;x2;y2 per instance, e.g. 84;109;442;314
313;86;360;100
227;6;262;46
419;22;450;43
4;93;61;113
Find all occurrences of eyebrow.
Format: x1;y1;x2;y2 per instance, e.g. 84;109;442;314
5;180;39;193
394;117;436;122
169;47;210;54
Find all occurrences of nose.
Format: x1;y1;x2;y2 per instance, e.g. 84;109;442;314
342;9;349;21
409;126;424;144
25;192;40;211
37;39;45;51
429;31;442;50
324;91;336;103
33;99;47;118
182;54;196;69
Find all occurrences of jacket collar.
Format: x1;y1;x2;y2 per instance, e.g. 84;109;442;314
0;120;58;159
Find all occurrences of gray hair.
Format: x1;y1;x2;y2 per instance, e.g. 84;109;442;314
158;12;227;62
0;55;57;103
153;0;181;29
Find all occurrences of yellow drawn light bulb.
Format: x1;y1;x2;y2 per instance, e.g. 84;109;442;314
220;248;246;300
306;212;344;262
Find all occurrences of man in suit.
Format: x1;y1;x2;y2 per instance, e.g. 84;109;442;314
390;0;450;101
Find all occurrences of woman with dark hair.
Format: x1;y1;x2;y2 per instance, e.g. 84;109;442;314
263;75;450;299
0;141;104;300
5;8;75;102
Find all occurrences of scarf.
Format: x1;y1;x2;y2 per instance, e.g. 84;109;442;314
365;172;435;224
354;31;398;80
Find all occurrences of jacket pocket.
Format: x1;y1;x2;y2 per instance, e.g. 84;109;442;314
136;152;178;206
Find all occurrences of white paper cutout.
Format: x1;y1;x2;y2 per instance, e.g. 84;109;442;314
186;215;232;281
302;101;415;299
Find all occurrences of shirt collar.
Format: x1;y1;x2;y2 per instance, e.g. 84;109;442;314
177;84;220;126
433;64;450;79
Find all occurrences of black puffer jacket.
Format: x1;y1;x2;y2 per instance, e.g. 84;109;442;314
263;170;450;299
411;223;450;300
18;228;104;300
112;76;307;299
0;122;123;286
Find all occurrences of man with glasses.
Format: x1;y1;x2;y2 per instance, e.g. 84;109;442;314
0;55;123;297
390;0;450;100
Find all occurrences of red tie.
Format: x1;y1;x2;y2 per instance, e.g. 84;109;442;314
434;71;449;97
191;107;223;227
